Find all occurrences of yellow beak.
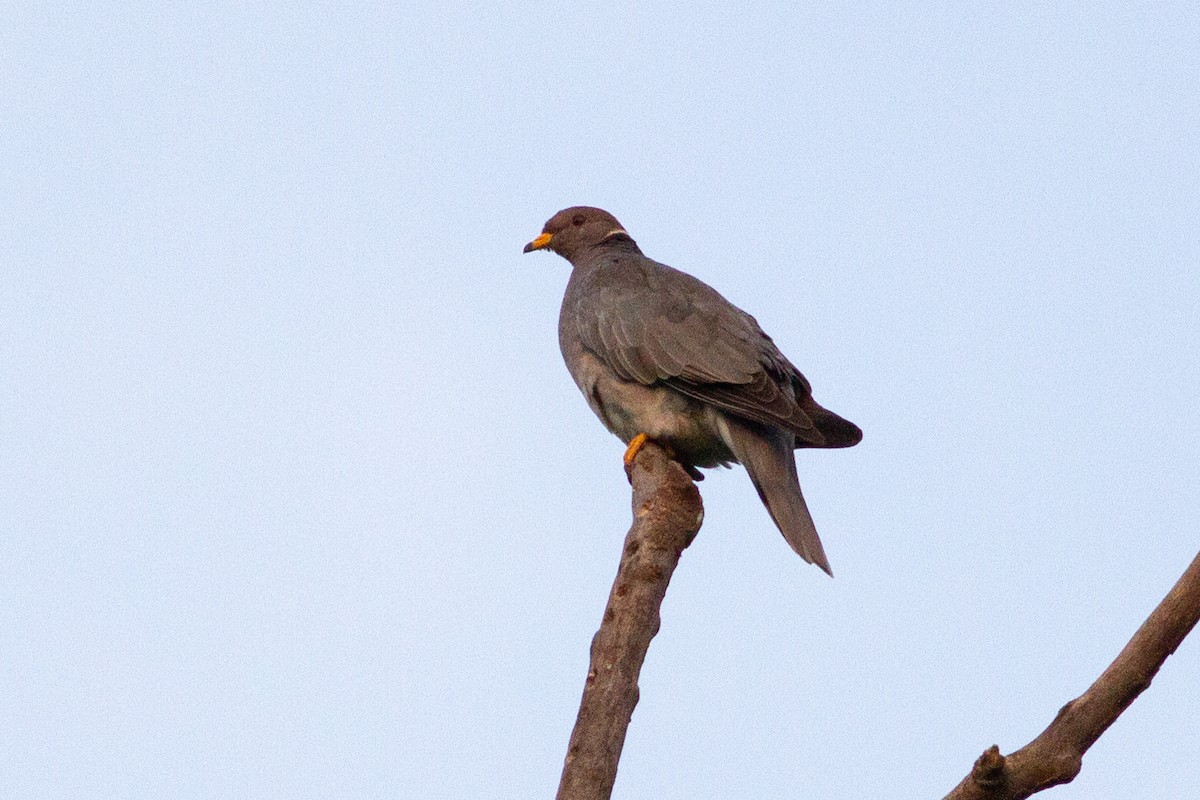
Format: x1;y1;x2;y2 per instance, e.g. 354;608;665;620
523;232;554;253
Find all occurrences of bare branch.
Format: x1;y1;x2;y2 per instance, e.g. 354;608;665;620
550;441;1199;800
943;550;1200;800
556;442;704;800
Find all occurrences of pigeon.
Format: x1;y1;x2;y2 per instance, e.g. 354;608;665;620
525;206;861;575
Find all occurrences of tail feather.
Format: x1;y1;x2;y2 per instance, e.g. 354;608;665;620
716;414;833;576
801;400;863;449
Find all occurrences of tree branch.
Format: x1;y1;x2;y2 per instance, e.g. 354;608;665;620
943;550;1200;800
556;442;704;800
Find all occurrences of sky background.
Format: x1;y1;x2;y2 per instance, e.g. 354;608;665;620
3;3;1198;798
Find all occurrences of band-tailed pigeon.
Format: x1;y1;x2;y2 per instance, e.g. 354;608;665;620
525;206;861;575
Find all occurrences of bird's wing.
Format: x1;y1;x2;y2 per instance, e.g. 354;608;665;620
573;260;824;441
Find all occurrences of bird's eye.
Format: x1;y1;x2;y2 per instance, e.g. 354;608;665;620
572;215;585;226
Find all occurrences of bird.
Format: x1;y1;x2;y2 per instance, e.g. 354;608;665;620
524;206;861;575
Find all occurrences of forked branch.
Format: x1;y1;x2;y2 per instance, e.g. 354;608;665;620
943;550;1200;799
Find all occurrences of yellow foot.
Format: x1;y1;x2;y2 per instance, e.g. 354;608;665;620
623;433;649;469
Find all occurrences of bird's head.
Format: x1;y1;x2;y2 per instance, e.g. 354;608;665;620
523;206;637;263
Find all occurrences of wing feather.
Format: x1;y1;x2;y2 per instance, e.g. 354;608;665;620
571;258;829;443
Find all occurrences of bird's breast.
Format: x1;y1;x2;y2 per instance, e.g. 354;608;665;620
563;348;735;469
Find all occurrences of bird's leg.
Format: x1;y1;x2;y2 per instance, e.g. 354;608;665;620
622;433;704;483
622;433;650;470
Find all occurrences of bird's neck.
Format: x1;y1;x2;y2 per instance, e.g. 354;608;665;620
571;239;642;267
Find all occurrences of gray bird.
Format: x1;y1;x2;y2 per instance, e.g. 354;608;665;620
525;206;861;575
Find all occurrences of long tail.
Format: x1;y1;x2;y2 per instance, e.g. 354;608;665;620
716;414;833;576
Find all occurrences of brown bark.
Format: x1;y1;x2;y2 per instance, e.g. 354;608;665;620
943;550;1200;799
556;442;704;800
551;443;1199;799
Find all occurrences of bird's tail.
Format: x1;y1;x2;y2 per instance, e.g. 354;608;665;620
717;416;833;576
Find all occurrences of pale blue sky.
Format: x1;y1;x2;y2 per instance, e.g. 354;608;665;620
3;3;1198;798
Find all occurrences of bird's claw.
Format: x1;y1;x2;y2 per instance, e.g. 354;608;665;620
623;433;649;477
623;434;698;482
